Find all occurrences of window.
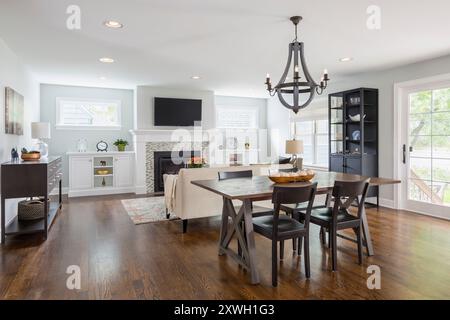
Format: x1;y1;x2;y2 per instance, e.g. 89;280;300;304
291;119;329;167
56;98;121;129
216;105;258;129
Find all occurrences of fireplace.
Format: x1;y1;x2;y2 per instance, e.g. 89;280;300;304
153;150;200;192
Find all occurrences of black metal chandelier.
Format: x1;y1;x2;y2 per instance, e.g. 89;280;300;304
265;16;330;113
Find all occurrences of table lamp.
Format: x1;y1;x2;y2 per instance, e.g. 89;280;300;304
285;139;303;169
31;122;51;158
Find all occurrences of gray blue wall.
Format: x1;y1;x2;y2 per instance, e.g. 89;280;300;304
40;84;134;188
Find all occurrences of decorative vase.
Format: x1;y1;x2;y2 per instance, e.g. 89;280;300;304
117;145;126;152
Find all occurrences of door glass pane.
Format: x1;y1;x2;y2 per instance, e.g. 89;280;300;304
410;135;431;158
409;179;432;203
432;136;450;159
432;159;450;182
432;88;450;112
432;112;450;135
409;113;431;136
410;157;431;180
410;91;431;114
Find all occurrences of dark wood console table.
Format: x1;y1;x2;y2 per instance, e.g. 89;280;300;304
1;156;62;243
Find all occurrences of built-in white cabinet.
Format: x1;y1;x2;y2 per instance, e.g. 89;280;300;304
68;152;135;197
114;154;133;187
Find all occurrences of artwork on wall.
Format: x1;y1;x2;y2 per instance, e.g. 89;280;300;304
5;87;24;135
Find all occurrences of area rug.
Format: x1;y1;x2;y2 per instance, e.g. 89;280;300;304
121;197;178;225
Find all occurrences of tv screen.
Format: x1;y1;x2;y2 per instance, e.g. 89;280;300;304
154;97;202;126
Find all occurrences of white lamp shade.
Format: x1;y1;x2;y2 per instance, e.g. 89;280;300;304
31;122;51;139
285;139;303;154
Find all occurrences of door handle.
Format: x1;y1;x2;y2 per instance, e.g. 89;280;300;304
402;144;406;164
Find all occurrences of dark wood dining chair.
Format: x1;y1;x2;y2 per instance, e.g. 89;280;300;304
298;179;370;271
280;191;332;251
252;183;317;286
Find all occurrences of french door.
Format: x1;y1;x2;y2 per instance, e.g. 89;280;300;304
399;81;450;219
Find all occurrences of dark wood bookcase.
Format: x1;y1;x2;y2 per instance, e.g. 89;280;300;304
328;88;379;204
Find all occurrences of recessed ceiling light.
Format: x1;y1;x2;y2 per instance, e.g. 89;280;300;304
99;76;107;80
191;75;201;80
339;57;353;62
99;57;114;63
103;20;123;28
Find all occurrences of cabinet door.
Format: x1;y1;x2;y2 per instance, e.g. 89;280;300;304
345;157;362;175
330;156;344;173
70;156;93;190
114;155;133;187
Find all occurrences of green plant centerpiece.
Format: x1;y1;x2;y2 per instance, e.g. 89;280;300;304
113;139;128;152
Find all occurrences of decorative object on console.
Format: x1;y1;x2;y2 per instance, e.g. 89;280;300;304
5;87;24;135
96;140;108;152
285;139;304;169
11;148;19;161
265;16;330;113
113;138;128;152
31;122;51;158
77;138;87;152
20;148;41;161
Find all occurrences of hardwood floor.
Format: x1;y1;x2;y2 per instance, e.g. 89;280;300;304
1;194;449;300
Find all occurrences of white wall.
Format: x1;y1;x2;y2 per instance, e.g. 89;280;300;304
40;84;134;188
135;86;215;131
0;38;40;237
267;53;450;202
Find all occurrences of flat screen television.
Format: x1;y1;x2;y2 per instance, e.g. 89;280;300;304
154;97;202;126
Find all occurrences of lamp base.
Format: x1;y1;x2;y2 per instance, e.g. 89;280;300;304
36;140;48;158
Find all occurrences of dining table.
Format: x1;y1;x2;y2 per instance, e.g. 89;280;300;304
191;171;401;284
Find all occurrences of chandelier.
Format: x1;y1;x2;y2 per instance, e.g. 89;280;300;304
265;16;330;113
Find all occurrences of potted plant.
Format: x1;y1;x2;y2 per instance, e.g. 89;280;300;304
113;139;128;152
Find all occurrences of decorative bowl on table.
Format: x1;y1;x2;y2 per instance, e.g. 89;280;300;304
269;169;315;183
21;151;41;161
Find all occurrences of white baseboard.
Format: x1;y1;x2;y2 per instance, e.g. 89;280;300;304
134;185;147;194
379;198;395;209
68;187;136;198
50;187;69;196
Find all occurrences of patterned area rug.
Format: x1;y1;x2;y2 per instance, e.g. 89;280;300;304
121;197;178;225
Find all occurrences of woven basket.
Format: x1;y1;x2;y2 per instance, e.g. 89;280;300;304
18;199;45;221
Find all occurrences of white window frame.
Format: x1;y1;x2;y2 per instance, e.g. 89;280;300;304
215;105;259;129
291;119;329;169
55;97;122;130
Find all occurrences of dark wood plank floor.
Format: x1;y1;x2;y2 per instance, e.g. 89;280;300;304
1;194;449;300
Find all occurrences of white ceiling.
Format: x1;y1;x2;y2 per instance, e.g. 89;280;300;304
1;0;450;97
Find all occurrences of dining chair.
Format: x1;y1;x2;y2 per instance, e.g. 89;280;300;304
252;183;317;286
298;179;370;271
280;190;332;252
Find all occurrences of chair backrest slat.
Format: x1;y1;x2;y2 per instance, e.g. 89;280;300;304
218;170;253;180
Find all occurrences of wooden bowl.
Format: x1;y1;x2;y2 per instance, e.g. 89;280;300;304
268;173;315;184
21;152;41;161
96;169;110;175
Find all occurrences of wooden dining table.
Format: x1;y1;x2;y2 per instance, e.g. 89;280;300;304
191;171;401;284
